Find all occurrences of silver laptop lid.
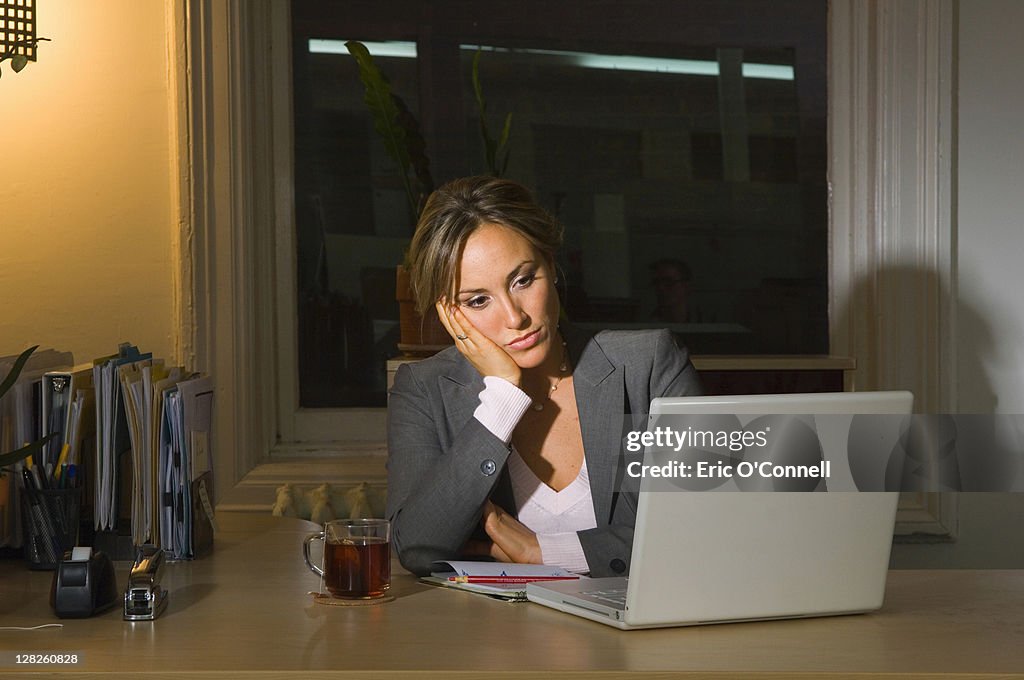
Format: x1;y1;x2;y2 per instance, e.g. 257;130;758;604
623;390;912;627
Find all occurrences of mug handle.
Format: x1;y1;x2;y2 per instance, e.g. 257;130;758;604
303;531;325;576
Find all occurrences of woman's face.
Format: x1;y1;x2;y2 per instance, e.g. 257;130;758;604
453;222;560;370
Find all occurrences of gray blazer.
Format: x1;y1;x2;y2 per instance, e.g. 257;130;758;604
386;325;702;577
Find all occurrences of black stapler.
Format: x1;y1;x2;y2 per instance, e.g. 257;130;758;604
50;547;118;618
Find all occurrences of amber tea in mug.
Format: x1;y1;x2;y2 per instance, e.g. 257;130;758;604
304;519;391;599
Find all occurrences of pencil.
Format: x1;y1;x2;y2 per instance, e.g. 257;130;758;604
53;444;71;483
449;575;579;584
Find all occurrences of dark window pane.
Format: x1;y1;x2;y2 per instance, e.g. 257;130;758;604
292;41;418;407
291;2;828;408
459;43;825;355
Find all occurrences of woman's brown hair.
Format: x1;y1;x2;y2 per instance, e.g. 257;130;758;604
407;176;563;314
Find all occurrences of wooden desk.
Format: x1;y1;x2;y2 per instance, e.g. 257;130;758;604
2;514;1023;679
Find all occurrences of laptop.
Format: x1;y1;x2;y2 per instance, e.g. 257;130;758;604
526;390;914;629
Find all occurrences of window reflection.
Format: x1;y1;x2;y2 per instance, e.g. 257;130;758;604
458;44;825;354
293;46;417;407
292;15;826;408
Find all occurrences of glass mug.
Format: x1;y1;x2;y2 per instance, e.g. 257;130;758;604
303;518;391;599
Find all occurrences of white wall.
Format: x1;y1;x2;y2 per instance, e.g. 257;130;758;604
956;0;1024;414
0;0;178;365
890;0;1024;568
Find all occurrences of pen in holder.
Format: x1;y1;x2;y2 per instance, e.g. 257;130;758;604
21;485;82;570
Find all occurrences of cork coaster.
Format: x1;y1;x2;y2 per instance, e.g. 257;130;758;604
310;592;395;606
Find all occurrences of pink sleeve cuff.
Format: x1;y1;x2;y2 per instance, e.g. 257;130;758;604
537;532;590;574
473;376;532;445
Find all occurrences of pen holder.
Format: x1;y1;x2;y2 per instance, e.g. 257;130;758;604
21;486;82;571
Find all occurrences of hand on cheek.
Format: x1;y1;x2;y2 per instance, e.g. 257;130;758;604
435;301;522;388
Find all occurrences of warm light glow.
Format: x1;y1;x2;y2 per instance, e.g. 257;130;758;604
307;39;795;81
0;0;178;364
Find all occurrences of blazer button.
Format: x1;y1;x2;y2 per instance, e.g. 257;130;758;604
480;459;497;476
609;558;627;574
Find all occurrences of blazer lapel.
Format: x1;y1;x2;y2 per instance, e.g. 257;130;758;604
433;332;625;521
566;326;624;525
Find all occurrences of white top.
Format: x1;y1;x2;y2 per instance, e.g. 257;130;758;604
507;450;597;573
473;376;596;573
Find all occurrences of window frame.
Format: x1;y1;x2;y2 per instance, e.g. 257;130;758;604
181;0;958;538
271;5;388;447
276;0;831;440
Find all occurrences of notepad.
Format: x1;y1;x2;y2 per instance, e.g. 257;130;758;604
420;561;578;602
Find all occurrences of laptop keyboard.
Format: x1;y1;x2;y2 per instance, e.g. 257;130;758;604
581;587;627;607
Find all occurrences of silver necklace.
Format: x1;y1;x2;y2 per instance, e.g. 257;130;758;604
531;340;569;412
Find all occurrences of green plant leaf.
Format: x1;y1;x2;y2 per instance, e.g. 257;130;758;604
344;40;417;216
497;112;512;151
472;49;497;173
472;48;513;177
497;112;513;175
471;50;486;114
0;433;55;469
481;120;497;175
392;93;434;204
11;54;27;73
0;347;53;470
0;345;38;400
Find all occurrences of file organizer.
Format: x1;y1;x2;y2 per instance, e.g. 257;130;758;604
93;344;215;561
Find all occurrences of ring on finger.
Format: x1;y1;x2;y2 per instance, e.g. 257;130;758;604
455;334;468;340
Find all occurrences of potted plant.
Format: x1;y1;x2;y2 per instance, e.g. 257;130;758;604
345;42;512;354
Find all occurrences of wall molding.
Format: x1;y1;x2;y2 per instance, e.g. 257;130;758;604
181;0;278;502
268;3;390;445
167;0;192;370
829;0;957;536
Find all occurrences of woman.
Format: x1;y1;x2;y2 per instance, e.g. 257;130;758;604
387;176;702;577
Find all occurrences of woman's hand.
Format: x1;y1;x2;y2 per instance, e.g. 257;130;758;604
436;301;522;388
461;538;512;563
481;500;542;564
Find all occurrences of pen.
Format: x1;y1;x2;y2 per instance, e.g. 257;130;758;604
449;575;580;584
54;444;70;482
31;465;47;491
